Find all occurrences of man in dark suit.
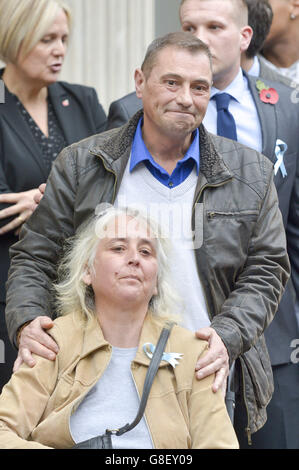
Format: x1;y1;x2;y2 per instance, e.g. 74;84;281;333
106;0;299;449
106;92;142;130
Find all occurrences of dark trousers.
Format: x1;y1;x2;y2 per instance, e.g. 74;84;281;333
235;362;299;449
0;302;17;392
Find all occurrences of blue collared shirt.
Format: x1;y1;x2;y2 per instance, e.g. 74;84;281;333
130;118;200;188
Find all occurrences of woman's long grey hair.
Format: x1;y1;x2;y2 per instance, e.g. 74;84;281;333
54;206;181;322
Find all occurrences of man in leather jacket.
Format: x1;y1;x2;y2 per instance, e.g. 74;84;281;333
106;0;299;448
5;32;289;442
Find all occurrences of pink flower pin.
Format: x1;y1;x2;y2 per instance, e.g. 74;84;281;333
62;99;70;107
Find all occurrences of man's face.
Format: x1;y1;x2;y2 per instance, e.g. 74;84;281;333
135;46;212;139
180;0;252;88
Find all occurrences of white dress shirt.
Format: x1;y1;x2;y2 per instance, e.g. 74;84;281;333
203;68;262;153
248;55;261;77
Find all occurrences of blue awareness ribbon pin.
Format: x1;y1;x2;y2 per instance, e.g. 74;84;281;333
143;343;183;368
274;139;288;178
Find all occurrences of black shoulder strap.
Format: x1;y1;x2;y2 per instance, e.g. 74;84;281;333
73;321;175;449
108;321;175;437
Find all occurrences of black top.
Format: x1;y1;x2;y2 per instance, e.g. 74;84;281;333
16;96;66;175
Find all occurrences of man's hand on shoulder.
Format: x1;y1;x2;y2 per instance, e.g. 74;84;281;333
13;316;59;372
195;327;229;395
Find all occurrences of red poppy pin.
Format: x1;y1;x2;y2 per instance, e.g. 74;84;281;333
256;80;279;104
62;99;70;107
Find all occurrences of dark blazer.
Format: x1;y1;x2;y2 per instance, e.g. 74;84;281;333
105;76;299;366
0;71;107;301
246;74;299;366
106;91;142;130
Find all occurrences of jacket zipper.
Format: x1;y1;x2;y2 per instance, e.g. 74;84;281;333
89;150;118;203
207;210;258;220
239;359;252;445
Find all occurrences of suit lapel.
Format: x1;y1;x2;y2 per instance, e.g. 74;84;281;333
247;74;289;190
48;83;88;145
0;85;49;179
48;83;74;145
247;75;277;163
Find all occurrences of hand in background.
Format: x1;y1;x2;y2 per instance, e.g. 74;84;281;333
0;188;41;235
33;183;46;205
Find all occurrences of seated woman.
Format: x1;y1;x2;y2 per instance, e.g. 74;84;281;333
0;207;239;449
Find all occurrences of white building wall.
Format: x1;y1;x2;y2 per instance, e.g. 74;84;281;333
1;0;182;112
60;0;155;113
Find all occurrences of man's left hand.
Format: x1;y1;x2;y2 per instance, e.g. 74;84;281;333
195;327;229;394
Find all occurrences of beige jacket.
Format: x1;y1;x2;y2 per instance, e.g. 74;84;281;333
0;312;239;449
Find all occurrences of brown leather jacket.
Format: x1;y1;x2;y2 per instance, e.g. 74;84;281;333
6;110;290;437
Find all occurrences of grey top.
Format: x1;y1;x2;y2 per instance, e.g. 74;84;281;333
70;345;153;449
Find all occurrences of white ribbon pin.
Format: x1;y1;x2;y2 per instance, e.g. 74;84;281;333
143;343;183;368
274;139;288;178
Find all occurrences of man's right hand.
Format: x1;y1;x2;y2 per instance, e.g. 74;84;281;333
13;316;59;372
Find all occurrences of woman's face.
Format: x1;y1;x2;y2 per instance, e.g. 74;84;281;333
16;8;69;86
84;215;159;311
265;0;292;45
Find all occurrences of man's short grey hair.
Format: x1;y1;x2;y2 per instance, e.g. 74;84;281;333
141;31;212;78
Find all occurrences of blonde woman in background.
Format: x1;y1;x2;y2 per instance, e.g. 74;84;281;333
0;0;106;391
